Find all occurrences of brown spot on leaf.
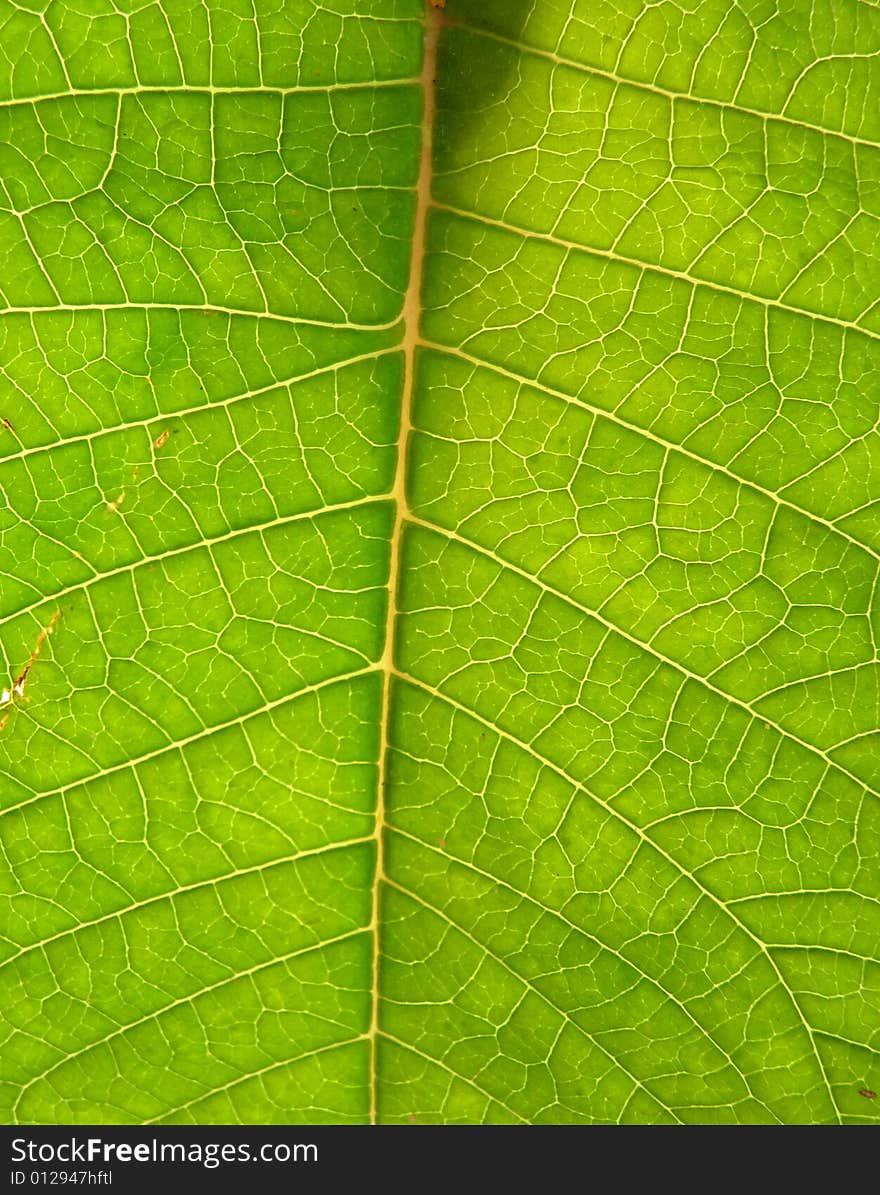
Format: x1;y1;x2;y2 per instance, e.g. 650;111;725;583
1;611;60;725
859;1088;877;1099
154;429;171;450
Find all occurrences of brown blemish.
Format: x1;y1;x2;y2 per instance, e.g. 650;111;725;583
154;429;171;450
0;610;60;728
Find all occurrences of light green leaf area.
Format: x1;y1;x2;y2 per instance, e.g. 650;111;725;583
0;0;878;1126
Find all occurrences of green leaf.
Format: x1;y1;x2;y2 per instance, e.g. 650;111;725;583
1;0;878;1126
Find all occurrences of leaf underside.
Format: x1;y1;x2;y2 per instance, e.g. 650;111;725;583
1;0;879;1126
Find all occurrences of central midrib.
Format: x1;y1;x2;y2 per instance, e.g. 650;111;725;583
369;6;443;1125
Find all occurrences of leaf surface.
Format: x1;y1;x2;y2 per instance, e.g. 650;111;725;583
1;0;878;1125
